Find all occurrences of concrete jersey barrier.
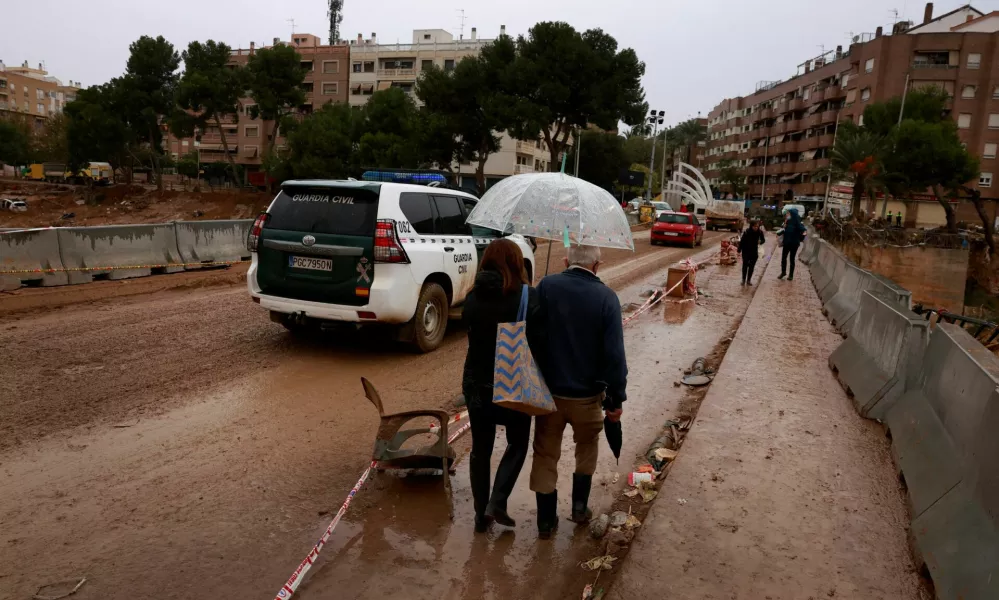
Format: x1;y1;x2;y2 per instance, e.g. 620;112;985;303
0;228;69;289
173;220;252;267
884;324;999;599
56;224;185;283
828;290;928;419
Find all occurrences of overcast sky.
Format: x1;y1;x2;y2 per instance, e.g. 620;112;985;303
4;0;997;128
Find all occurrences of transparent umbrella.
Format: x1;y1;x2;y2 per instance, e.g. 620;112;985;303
465;173;635;251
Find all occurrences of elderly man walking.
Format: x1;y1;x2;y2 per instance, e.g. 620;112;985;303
531;245;628;539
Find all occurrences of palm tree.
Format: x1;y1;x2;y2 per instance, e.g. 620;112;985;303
672;119;707;164
818;125;886;219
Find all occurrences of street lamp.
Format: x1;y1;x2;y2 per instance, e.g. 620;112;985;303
647;109;665;202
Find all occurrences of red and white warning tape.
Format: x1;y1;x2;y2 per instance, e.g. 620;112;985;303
273;410;471;600
621;252;718;327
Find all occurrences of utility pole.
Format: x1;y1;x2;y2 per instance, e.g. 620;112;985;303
574;127;581;177
822;116;841;217
646;109;664;201
327;0;344;45
883;71;912;218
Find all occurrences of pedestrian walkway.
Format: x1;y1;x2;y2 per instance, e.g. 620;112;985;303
609;253;929;600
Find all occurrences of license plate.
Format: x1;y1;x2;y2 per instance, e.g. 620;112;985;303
661;232;679;236
288;256;333;271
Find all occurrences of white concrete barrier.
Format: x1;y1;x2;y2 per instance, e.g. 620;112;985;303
0;228;69;289
56;224;185;283
173;220;252;268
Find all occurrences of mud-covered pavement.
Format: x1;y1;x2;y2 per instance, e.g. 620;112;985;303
0;230;752;600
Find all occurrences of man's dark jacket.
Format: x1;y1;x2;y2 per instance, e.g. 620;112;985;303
536;267;628;409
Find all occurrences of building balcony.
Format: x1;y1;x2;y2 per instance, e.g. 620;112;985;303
819;110;838;125
516;140;537;154
907;64;959;81
824;86;846;100
754;126;772;139
514;164;535;174
818;134;835;148
800;136;820;151
815;157;831;169
758;107;773;120
787;97;803;112
811;88;827;104
748;166;764;177
378;68;417;79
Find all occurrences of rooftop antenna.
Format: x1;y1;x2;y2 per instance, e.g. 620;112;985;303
817;44;826;56
456;8;466;40
327;0;344;45
890;8;900;25
287;18;296;40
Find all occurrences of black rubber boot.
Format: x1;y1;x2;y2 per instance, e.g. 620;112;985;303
569;473;593;524
536;491;559;540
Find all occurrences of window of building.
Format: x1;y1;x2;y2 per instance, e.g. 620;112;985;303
842;73;850;88
980;172;992;187
968;53;982;69
963;85;978;99
958;113;972;129
363;61;375;73
36;103;44;115
865;58;875;73
423;33;432;40
985;143;997;159
444;59;455;71
182;140;189;148
301;60;314;71
861;88;871;102
245;125;260;138
989;114;999;129
803;88;811;100
352;61;362;73
421;59;433;70
243;145;259;157
243;103;257;117
36;88;43;100
322;82;338;96
322;60;339;74
858;114;865;127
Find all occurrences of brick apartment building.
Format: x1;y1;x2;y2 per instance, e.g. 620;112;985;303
0;61;80;131
167;26;558;191
167;33;350;169
702;3;999;226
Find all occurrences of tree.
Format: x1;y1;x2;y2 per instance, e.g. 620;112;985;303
718;158;747;198
503;22;646;171
671;119;707;164
176;151;199;181
175;40;246;178
281;101;360;179
33;113;69;163
566;130;628;191
861;86;950;137
417;37;516;194
357;87;420;169
821;124;886;218
246;44;307;163
119;36;181;189
0;117;33;167
64;82;131;177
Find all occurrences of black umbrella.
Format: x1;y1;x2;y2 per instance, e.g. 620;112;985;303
604;416;622;465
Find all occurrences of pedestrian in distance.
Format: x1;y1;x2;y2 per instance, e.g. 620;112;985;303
461;239;544;533
896;210;903;228
530;244;628;540
738;219;765;286
778;207;806;281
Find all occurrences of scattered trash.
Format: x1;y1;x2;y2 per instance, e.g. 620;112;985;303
636;464;655;474
60;212;75;220
624;513;642;530
627;472;653;486
589;513;610;539
611;473;619;484
581;584;594;599
32;578;87;600
676;497;688;505
654;447;678;463
609;511;629;527
622;488;639;498
681;357;713;387
581;555;617;571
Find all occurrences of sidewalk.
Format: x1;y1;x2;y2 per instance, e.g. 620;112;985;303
609;253;929;599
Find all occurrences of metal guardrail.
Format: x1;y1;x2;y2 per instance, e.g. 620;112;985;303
913;304;999;345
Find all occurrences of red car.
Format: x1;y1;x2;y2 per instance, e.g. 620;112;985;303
651;211;704;248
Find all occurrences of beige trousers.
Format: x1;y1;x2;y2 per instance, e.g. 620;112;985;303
529;393;605;494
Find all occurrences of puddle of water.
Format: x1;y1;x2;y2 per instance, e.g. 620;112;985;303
662;299;696;324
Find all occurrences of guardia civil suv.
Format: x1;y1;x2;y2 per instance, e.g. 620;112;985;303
246;180;536;352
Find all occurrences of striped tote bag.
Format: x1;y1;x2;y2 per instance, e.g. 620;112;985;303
492;285;555;416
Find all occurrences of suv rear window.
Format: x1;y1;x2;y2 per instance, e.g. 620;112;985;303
266;185;379;235
658;213;692;224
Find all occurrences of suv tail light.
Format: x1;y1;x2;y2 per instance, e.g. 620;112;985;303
247;212;269;252
374;219;410;263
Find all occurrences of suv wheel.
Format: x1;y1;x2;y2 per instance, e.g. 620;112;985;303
412;283;449;352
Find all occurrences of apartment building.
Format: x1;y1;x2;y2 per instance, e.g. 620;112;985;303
702;2;999;222
0;61;80;130
167;33;350;168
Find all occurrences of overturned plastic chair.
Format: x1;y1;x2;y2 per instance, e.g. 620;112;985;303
361;377;455;519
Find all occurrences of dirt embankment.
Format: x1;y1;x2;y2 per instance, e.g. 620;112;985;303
0;178;272;228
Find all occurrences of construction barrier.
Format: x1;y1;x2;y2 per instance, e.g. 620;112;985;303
799;227;820;265
810;240;836;293
0;228;69;289
828;290;928;420
56;224;185;283
884;324;999;600
173;219;252;268
818;244;847;305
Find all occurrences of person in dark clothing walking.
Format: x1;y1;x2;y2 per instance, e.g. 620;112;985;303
779;208;806;281
896;210;903;228
738;219;765;286
530;244;627;539
462;239;544;533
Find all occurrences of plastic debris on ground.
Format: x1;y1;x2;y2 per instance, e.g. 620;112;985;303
589;513;610;539
609;511;629;527
638;480;658;503
581;555;618;571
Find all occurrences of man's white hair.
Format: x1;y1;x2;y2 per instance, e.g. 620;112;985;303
567;244;601;267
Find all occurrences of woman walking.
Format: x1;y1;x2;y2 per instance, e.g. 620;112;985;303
738;219;765;286
462;239;544;532
779;208;806;281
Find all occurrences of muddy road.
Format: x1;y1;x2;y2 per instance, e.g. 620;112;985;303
0;230;754;600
